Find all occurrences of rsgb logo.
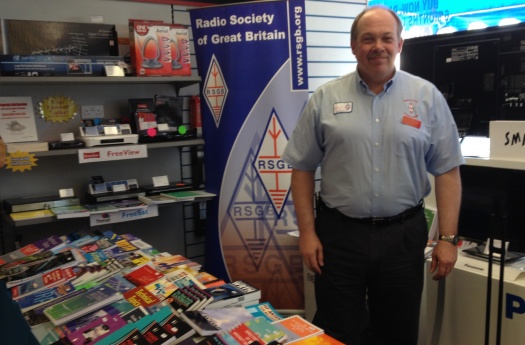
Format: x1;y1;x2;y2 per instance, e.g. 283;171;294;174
253;110;292;217
203;54;228;127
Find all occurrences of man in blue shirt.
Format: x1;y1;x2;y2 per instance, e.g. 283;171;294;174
282;5;464;345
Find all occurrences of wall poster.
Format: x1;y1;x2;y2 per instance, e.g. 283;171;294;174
189;0;309;310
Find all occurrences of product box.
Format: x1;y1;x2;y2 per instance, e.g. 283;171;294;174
0;55;125;76
129;19;169;77
128;20;190;77
0;19;119;56
169;24;191;77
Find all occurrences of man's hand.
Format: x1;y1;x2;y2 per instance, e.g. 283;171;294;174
299;231;324;275
430;240;458;280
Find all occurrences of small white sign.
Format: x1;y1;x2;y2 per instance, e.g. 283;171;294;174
90;205;158;226
152;175;170;187
78;144;148;164
60;133;75;142
490;121;525;160
103;126;119;135
105;65;125;77
59;188;74;198
483;238;509;258
112;184;127;192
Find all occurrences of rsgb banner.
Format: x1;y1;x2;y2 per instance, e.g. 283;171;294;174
190;0;308;310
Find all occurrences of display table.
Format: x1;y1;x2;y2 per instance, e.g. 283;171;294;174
423;253;525;345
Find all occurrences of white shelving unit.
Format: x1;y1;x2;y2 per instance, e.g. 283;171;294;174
0;76;207;261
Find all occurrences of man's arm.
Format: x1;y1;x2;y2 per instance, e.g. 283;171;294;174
290;168;324;275
430;166;462;280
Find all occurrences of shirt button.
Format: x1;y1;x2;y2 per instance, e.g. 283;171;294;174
374;142;379;147
375;118;380;123
374;193;379;198
374;168;379;172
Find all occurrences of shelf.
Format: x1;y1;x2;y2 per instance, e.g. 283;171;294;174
0;75;201;87
33;138;205;157
0;72;205;257
2;195;214;228
465;157;525;171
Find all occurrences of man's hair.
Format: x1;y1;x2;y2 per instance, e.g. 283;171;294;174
350;5;403;42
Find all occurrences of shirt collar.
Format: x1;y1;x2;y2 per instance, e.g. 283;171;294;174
357;69;397;94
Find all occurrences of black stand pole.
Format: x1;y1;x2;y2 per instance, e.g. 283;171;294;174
485;200;507;345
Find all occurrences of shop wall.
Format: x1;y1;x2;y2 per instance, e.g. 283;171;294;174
0;0;367;296
304;0;365;92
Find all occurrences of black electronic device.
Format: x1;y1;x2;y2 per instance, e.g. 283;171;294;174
85;188;146;203
128;96;196;144
459;165;525;253
86;176;145;203
136;129;196;143
142;182;193;196
48;140;85;150
401;22;525;137
463;245;525;263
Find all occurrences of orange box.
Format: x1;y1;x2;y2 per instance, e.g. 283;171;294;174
129;20;190;77
168;25;191;76
129;19;171;76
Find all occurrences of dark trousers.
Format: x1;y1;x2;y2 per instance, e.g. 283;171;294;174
312;205;428;345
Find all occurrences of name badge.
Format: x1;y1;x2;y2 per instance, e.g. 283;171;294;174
333;102;352;115
401;115;421;129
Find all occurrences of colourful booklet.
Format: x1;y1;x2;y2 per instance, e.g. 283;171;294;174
245;302;284;322
180;307;255;336
65;314;127;345
241;316;288;344
161;190;216;201
16;281;77;312
271;315;324;343
50;205;90;219
11;266;75;300
43;285;123;326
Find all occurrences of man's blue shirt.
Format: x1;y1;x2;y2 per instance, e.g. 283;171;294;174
282;69;465;218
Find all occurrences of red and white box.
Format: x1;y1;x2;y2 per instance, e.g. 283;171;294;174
129;20;191;77
168;24;191;76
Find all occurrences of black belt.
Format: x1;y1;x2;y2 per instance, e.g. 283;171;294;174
318;199;424;226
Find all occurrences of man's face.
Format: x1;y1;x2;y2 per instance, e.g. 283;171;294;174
351;9;403;84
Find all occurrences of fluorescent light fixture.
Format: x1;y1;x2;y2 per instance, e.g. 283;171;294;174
437;26;458;34
468;21;488;30
499;18;520;26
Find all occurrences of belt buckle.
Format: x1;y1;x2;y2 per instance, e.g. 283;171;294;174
371;217;384;225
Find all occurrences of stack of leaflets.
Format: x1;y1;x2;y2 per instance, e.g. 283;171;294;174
0;230;324;345
50;205;90;219
204;280;261;309
160;190;216;202
43;285;124;326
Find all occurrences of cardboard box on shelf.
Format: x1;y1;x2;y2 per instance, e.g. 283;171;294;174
168;25;191;77
0;55;126;77
0;19;119;56
128;19;191;77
